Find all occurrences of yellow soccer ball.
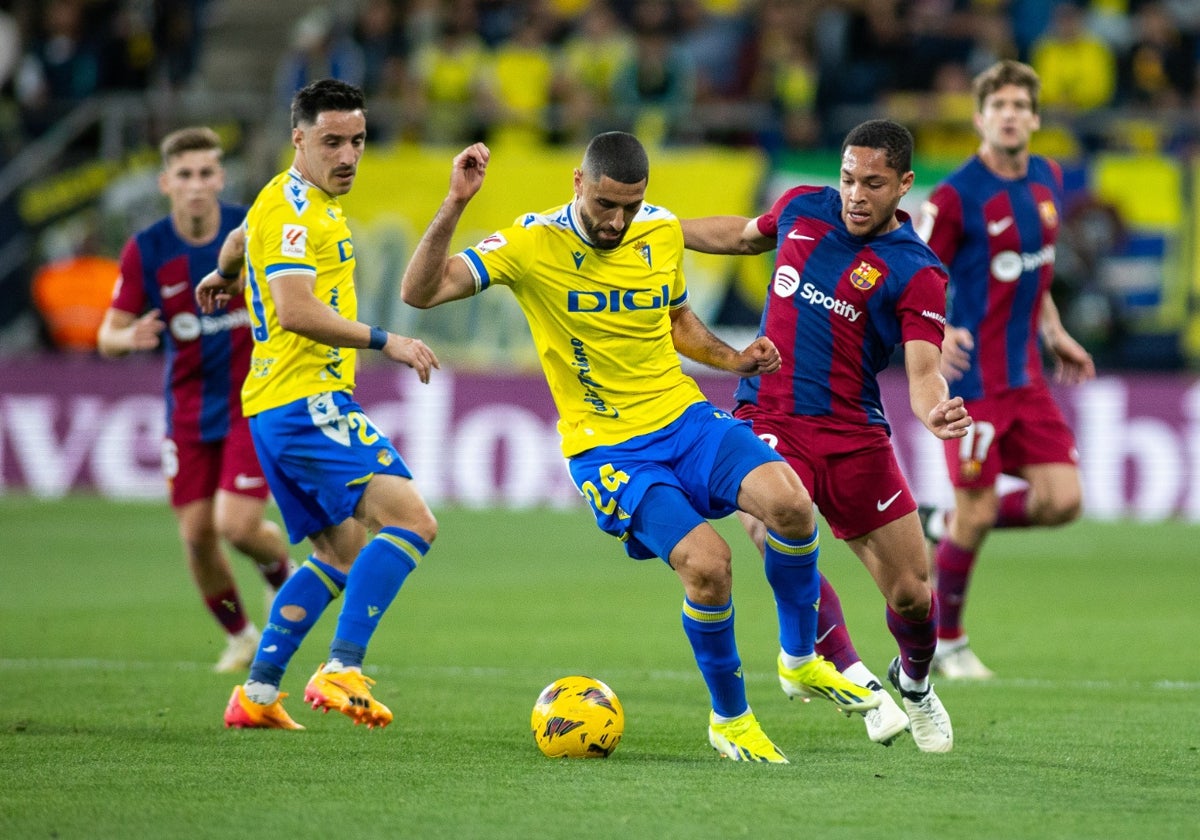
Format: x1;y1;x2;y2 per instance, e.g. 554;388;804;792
530;675;624;758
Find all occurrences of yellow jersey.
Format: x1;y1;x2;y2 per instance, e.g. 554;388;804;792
458;200;705;456
241;168;360;416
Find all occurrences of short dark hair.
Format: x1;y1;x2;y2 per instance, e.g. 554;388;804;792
160;126;222;165
291;78;367;128
973;59;1040;114
841;119;914;175
581;131;649;185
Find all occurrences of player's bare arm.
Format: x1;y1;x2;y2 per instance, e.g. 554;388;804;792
905;339;971;439
273;271;440;383
96;307;165;357
218;225;246;276
1039;292;1095;385
195;227;247;313
669;305;780;376
680;216;772;255
401;143;490;309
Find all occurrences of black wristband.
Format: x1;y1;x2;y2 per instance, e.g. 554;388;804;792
215;265;239;280
367;326;388;350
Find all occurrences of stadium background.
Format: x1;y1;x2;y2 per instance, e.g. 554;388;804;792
2;0;1200;518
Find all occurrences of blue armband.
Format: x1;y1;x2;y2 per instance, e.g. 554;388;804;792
367;326;388;350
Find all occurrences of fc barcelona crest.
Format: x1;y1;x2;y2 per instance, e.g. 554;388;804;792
1038;200;1058;228
850;260;882;291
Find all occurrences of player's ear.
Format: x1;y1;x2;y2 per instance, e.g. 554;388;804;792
898;170;915;197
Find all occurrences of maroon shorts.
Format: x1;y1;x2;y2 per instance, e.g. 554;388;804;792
734;404;916;541
164;415;269;508
943;382;1078;489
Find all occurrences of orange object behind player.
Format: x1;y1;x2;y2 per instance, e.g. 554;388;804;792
31;255;119;351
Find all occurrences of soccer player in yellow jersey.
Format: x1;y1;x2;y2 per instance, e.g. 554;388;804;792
402;132;880;762
197;79;440;731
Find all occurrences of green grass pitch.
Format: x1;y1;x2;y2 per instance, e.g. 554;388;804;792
1;495;1197;838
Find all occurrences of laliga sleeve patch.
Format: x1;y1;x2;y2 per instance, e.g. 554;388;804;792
475;232;507;253
281;225;308;258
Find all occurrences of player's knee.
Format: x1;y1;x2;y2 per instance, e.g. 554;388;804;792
411;509;438;546
672;542;732;603
180;522;219;559
758;498;815;541
375;509;438;547
1037;494;1082;526
887;579;931;620
215;513;258;550
953;505;997;544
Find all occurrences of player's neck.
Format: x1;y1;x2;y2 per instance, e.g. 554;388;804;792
977;144;1030;180
172;206;221;246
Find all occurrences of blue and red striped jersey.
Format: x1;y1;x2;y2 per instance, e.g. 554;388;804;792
920;155;1063;400
111;203;249;442
735;186;948;432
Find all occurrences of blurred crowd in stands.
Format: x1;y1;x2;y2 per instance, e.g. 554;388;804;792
0;0;206;145
2;0;1200;157
1;0;1198;364
258;0;1200;154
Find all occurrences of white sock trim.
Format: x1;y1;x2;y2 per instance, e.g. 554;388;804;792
842;660;877;687
780;650;817;670
244;680;279;705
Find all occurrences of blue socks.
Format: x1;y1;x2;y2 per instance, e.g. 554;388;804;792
681;597;747;718
329;527;427;669
763;527;820;657
249;556;347;687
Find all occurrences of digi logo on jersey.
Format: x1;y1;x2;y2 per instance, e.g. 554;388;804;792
567;285;670;313
169;309;251;342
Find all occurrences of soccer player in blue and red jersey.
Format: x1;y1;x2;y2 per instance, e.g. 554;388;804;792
97;127;293;673
401;131;880;763
683;119;971;753
916;60;1095;680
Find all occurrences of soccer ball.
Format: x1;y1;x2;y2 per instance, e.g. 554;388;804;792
530;675;624;758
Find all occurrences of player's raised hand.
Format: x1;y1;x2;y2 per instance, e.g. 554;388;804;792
736;336;781;376
449;143;490;203
927;395;971;439
381;333;441;384
940;326;973;382
195;269;244;313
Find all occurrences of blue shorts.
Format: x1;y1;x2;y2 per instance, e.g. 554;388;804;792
567;401;783;561
249;391;412;543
